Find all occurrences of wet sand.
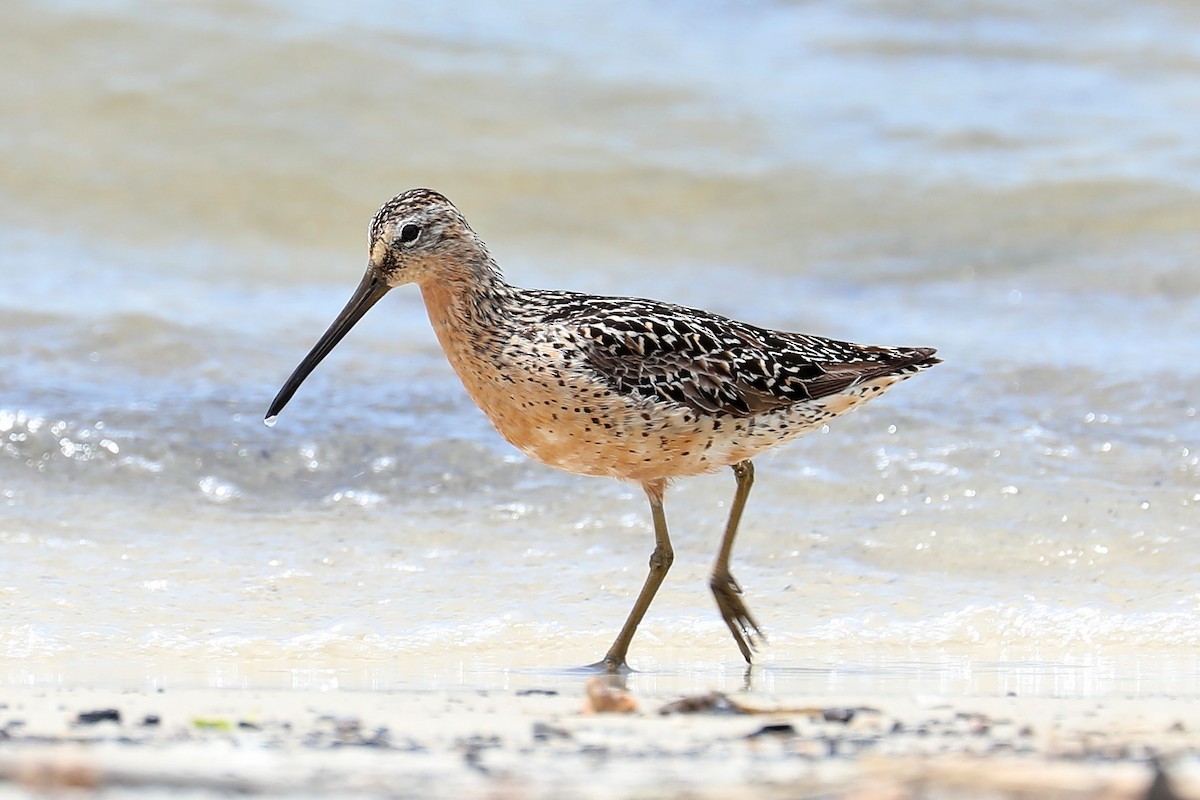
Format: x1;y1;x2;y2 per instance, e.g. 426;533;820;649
2;683;1198;798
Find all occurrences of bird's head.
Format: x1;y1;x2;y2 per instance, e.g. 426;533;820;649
367;188;482;289
265;188;485;424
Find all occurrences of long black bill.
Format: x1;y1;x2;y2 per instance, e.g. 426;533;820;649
265;270;391;424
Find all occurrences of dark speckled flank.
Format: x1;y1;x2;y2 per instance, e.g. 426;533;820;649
273;187;941;670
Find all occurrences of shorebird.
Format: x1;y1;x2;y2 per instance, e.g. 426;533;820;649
266;188;939;672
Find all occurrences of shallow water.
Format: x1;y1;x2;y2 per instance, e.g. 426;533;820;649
2;0;1198;697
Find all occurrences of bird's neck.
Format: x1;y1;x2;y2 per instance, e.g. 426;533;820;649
418;256;517;360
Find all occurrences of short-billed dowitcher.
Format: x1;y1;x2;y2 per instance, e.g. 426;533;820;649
266;188;939;672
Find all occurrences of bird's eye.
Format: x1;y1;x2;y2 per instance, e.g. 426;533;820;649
398;224;421;245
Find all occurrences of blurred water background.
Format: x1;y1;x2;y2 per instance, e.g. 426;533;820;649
1;0;1197;697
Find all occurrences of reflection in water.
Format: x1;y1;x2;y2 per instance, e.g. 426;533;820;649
7;652;1199;700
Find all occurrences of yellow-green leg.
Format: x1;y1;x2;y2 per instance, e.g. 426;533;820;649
593;479;674;673
710;460;765;663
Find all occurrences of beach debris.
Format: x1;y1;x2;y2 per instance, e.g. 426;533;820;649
359;727;391;748
824;707;856;724
953;710;993;735
190;718;233;732
532;721;572;741
745;722;797;739
582;677;638;714
457;734;502;775
15;758;99;791
657;692;872;723
658;691;747;715
1146;756;1182;800
516;688;559;697
304;715;391;748
75;709;121;725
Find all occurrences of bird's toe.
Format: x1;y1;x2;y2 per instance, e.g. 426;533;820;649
710;571;766;663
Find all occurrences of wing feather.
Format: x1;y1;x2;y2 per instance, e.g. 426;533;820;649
540;296;936;418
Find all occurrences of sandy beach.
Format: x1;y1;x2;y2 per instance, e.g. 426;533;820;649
3;2;1199;798
2;681;1198;799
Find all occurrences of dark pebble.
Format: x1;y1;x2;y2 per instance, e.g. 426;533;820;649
76;709;121;725
516;689;559;697
141;715;161;727
746;723;796;739
532;721;572;741
823;707;855;724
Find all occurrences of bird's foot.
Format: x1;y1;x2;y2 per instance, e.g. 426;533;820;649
709;569;766;663
575;654;633;675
